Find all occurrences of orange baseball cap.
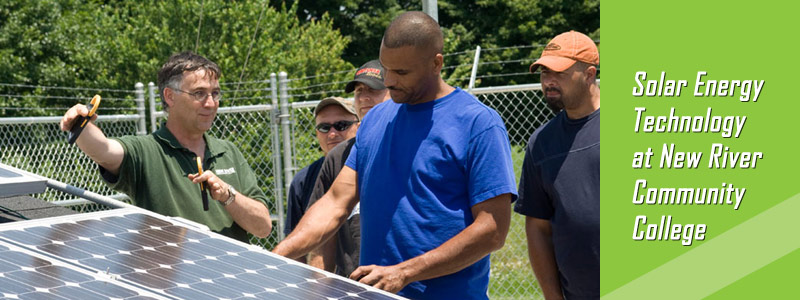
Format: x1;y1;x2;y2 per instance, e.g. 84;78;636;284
530;31;599;73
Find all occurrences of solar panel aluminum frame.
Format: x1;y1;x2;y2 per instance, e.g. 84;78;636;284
0;207;407;300
0;163;47;198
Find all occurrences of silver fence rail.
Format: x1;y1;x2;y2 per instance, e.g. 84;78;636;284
0;45;571;299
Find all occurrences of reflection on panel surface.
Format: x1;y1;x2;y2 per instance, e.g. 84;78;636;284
0;209;405;299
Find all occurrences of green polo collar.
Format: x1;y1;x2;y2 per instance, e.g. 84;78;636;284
153;124;226;158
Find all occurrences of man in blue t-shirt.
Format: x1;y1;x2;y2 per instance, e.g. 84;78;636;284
514;31;600;300
274;11;517;300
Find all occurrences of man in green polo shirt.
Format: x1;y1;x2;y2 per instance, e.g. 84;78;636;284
59;52;272;242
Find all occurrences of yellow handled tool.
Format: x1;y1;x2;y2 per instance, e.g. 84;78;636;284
68;95;101;144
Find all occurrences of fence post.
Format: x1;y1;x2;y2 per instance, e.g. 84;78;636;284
278;72;293;240
468;45;482;93
134;82;146;135
148;82;158;133
270;73;285;239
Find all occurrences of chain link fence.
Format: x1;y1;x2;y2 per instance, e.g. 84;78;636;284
474;84;552;299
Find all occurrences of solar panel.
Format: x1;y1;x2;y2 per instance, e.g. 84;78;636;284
0;163;47;198
0;208;405;299
0;239;163;299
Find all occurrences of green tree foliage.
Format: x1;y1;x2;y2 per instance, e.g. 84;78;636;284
0;0;352;116
284;0;599;86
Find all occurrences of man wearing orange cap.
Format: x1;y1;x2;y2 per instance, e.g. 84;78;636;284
514;30;600;300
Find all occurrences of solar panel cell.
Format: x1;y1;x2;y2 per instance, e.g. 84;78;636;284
213;276;268;294
50;286;109;300
38;243;93;260
358;291;403;300
254;290;298;300
78;257;135;275
0;276;36;293
194;258;246;275
80;280;140;298
154;244;206;261
200;236;249;253
115;232;166;248
190;280;246;298
105;253;160;270
36;265;94;283
277;285;329;300
51;222;104;238
0;230;51;246
6;270;65;288
160;225;209;240
236;271;289;289
164;287;218;300
130;249;184;265
17;291;69;300
121;271;177;289
25;226;74;242
147;266;201;285
315;276;367;294
91;235;145;252
256;266;308;284
236;249;287;267
298;280;350;298
64;239;118;256
278;263;327;280
177;239;228;257
165;262;218;280
0;251;52;268
76;219;128;234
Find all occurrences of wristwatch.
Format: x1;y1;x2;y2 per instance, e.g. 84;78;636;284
223;185;237;206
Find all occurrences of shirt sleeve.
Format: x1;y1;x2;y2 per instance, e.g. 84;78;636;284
344;137;358;172
231;147;269;208
513;137;554;219
466;124;518;206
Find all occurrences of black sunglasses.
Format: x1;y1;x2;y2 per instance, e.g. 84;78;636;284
316;120;357;133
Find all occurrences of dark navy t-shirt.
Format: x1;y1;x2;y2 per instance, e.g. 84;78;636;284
284;157;324;236
514;109;600;299
346;88;517;300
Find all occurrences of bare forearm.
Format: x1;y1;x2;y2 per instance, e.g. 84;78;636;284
75;123;124;174
226;195;273;238
274;167;358;260
273;195;350;259
398;221;504;283
308;234;338;272
526;217;563;300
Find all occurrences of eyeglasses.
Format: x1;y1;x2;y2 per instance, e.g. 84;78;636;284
316;120;357;133
171;87;222;102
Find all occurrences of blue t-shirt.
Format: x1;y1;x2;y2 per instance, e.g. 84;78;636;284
345;88;517;299
514;109;600;299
